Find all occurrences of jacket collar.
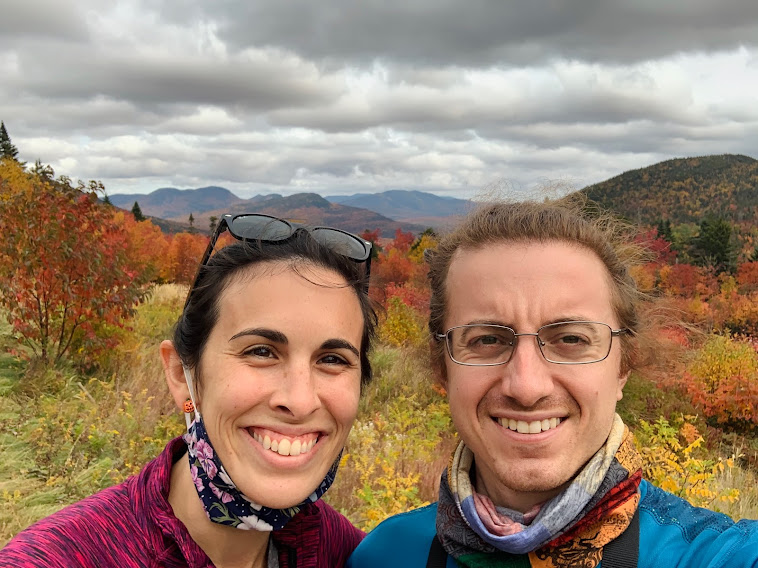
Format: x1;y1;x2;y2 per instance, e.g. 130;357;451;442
129;437;323;568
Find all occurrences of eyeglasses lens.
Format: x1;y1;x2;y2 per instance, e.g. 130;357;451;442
310;228;370;261
448;326;515;365
538;322;611;363
230;215;292;240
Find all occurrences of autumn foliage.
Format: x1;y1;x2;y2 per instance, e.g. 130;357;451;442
682;335;758;427
369;228;436;346
0;159;149;366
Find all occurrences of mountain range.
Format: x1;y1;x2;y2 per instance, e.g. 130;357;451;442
109;153;758;235
110;188;473;236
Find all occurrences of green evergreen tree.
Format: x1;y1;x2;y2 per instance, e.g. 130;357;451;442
30;159;54;181
656;219;673;242
188;212;195;233
103;194;113;206
209;215;218;233
131;201;146;222
0;121;19;161
693;216;735;274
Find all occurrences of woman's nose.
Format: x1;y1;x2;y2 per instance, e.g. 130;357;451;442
269;361;322;418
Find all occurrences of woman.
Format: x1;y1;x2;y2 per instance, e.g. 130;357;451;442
2;213;377;568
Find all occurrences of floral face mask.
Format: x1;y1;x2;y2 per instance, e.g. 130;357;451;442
181;366;340;531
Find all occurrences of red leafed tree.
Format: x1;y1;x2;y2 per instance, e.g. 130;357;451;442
115;210;170;282
635;227;677;265
164;232;209;284
390;228;415;254
0;159;149;366
736;261;758;293
369;229;430;307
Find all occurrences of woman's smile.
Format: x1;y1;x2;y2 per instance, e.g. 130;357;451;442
248;427;321;456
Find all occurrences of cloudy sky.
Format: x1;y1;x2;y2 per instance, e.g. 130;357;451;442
2;0;758;199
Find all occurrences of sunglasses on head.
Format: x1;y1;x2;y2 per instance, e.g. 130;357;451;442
184;213;373;308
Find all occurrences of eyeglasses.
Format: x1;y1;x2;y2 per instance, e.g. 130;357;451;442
435;321;629;366
185;213;373;308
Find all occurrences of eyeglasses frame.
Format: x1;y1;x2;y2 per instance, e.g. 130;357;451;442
184;213;373;309
435;321;629;366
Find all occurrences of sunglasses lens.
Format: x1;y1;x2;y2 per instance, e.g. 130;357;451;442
311;228;370;261
230;215;292;241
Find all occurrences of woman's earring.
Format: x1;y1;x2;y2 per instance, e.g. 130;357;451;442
183;399;195;429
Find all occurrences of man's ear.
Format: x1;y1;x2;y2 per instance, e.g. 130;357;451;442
616;370;630;402
430;341;448;390
160;339;191;411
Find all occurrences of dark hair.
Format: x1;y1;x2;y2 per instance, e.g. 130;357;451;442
173;231;377;387
427;195;652;377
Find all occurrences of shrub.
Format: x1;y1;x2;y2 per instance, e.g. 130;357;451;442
636;415;740;510
683;335;758;427
378;297;428;348
0;160;149;368
340;388;453;530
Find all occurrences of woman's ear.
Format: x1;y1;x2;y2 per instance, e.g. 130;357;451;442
160;339;191;412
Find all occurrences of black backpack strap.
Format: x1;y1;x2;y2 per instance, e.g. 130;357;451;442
426;534;448;568
601;506;640;568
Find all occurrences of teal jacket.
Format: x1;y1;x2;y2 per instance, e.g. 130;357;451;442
347;480;758;567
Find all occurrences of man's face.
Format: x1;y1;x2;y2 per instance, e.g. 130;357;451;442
442;241;627;512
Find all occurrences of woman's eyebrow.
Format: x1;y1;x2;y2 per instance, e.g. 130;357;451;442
229;328;287;343
321;338;360;357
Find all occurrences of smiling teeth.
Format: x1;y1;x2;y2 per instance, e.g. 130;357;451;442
498;417;561;433
252;432;318;456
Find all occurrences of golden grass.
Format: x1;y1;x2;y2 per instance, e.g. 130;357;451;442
710;442;758;519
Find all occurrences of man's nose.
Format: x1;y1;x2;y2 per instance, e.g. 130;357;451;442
497;335;555;406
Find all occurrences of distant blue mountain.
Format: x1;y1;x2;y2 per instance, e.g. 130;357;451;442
108;186;473;224
325;189;472;220
109;186;246;219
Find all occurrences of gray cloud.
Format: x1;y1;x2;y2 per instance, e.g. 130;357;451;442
0;0;89;41
5;44;341;110
1;1;757;199
162;0;758;65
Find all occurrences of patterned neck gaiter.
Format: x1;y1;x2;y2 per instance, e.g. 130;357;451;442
181;366;340;531
436;414;643;568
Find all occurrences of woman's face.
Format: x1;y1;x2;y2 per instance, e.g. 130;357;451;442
194;261;364;509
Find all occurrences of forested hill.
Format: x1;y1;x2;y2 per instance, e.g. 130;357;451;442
581;154;758;225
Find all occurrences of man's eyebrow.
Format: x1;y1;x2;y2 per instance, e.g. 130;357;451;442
229;328;288;343
466;319;507;326
320;338;360;357
463;316;593;328
543;315;593;326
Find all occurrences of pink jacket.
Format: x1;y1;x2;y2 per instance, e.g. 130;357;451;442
0;437;364;567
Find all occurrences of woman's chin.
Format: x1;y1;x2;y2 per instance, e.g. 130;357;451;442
241;487;317;511
231;467;330;511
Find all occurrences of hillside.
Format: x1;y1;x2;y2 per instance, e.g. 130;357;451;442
183;193;426;237
581;154;758;225
109;186;246;219
326;189;473;220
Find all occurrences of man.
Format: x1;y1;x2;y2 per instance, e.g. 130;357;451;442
348;199;758;567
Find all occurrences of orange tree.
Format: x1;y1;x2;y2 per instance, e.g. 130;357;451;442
0;159;149;367
115;211;170;283
162;232;209;284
